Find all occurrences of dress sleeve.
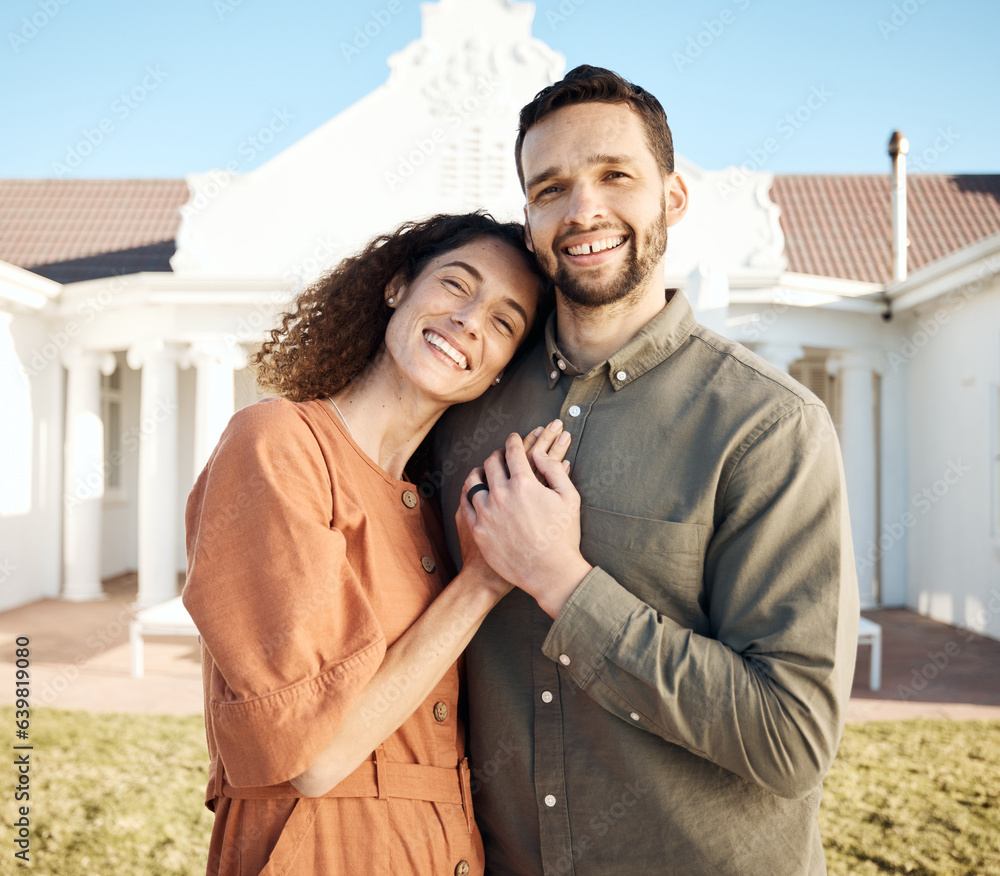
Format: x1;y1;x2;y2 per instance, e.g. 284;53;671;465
182;399;387;788
541;402;859;799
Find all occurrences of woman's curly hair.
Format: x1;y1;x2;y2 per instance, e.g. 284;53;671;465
253;211;550;402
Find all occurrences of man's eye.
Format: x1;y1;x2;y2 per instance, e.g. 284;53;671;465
445;279;467;293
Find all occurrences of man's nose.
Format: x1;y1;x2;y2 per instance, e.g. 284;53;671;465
564;182;606;225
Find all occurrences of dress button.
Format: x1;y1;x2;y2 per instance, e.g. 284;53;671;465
433;701;449;722
540;690;553;703
567;405;581;418
558;654;571;666
616;370;628;381
630;711;640;721
455;861;470;876
544;794;557;807
557;359;566;370
421;556;436;573
550;370;558;380
401;490;418;508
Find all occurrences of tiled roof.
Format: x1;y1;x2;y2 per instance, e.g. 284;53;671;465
770;175;1000;284
1;176;998;286
0;179;189;283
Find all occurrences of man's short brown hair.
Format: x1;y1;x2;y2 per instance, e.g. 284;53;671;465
515;64;675;190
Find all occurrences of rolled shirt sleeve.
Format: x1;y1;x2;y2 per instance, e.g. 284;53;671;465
183;399;387;788
542;402;859;799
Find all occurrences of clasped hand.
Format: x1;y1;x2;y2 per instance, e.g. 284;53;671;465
456;420;593;619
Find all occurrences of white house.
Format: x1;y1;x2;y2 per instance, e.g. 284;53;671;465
1;0;998;638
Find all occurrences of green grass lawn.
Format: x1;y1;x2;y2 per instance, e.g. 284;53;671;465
1;707;998;874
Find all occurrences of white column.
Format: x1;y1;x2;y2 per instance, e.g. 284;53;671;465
829;351;881;609
687;263;730;336
61;348;116;601
756;344;804;374
127;339;182;608
0;312;32;517
186;341;246;481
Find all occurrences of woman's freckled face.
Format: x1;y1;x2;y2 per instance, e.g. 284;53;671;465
383;237;541;405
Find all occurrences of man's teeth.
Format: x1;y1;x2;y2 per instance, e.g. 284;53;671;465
424;331;468;369
566;236;626;256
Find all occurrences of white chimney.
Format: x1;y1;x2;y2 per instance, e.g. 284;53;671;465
888;130;909;282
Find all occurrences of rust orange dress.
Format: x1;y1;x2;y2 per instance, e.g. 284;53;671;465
183;397;484;876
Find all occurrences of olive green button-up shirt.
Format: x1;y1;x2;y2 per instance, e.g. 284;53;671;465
432;291;859;876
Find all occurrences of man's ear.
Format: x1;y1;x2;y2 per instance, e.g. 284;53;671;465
664;172;689;228
523;207;535;253
385;272;406;307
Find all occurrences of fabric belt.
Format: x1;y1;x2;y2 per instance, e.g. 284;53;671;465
217;749;475;832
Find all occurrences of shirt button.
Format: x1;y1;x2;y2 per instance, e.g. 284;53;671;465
567;405;581;418
559;654;571;666
455;861;470;876
616;370;628;381
557;359;566;370
544;794;557;807
540;690;553;703
630;711;640;721
421;556;436;573
401;490;418;508
433;701;449;722
550;370;558;380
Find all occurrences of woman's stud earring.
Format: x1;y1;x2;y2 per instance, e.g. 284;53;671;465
387;297;395;305
494;377;501;385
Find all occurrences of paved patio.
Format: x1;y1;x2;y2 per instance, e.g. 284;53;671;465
1;573;999;722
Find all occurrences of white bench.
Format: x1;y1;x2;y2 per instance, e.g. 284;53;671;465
129;596;200;678
857;616;882;691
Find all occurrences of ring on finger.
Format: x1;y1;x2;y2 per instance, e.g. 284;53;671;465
467;483;490;505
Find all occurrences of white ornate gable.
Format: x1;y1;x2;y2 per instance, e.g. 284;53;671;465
171;0;783;286
666;157;786;280
171;0;564;281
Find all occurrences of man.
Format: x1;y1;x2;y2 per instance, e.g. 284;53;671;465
433;65;859;875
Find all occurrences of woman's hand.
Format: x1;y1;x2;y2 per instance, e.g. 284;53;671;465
521;419;573;482
462;424;592;619
456;479;513;599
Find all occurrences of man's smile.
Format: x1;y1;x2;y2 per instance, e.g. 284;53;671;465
564;235;628;256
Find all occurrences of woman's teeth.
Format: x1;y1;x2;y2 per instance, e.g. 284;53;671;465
423;330;468;370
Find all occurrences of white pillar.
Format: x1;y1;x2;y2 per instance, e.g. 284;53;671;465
186;341;246;481
127;339;182;608
0;313;32;517
756;344;804;374
687;263;730;336
829;351;881;609
61;348;116;601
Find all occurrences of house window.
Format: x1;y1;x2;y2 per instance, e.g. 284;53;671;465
440;125;507;205
790;354;840;431
101;367;123;497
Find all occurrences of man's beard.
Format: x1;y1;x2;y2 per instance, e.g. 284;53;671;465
546;199;668;310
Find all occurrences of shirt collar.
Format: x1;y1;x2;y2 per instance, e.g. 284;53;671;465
543;289;698;390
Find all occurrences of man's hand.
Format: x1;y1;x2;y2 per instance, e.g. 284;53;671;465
462;430;593;619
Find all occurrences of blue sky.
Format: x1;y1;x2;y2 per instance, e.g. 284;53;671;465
2;0;998;179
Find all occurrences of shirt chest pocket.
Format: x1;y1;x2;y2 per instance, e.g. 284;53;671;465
580;505;711;635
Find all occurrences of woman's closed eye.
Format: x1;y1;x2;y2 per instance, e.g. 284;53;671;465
494;315;514;335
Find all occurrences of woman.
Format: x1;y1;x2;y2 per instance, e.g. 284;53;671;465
182;212;569;875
